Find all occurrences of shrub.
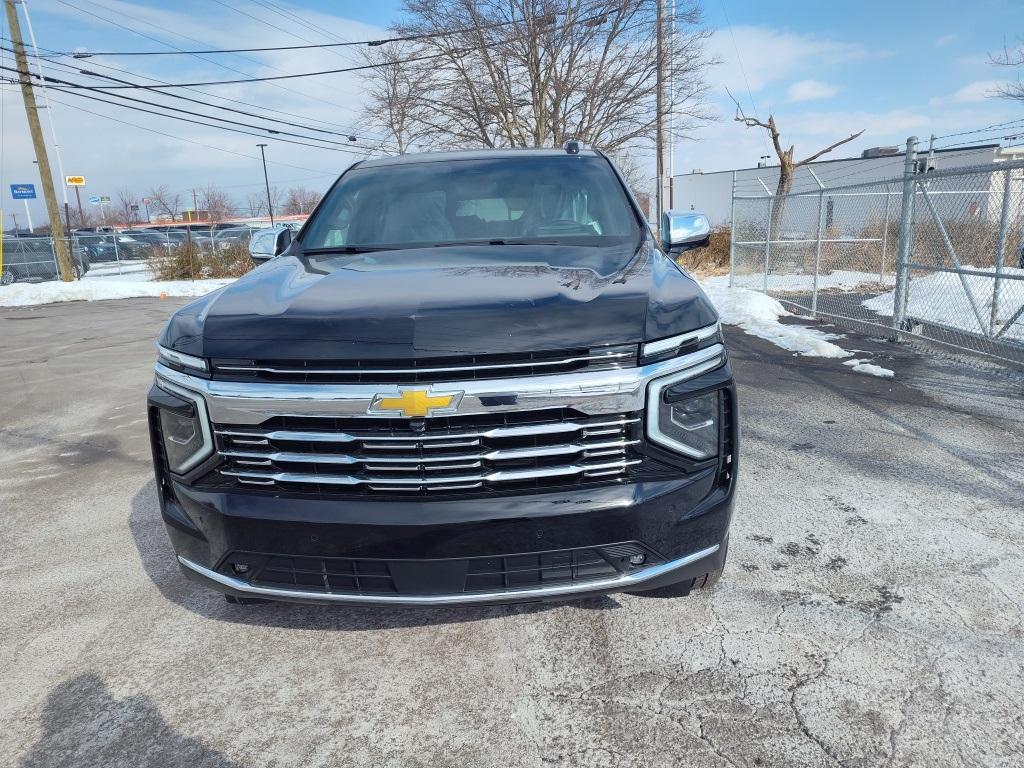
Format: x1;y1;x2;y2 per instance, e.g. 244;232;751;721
148;244;255;281
676;224;731;277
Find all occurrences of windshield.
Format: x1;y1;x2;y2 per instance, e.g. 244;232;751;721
301;155;640;253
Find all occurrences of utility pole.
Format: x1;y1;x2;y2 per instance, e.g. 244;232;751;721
20;0;71;233
4;0;73;280
655;0;669;232
73;185;84;226
258;143;275;225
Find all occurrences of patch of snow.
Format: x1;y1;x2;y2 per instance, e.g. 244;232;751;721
0;278;232;307
700;282;850;358
862;266;1024;341
842;358;896;379
709;269;895;294
82;263;153;281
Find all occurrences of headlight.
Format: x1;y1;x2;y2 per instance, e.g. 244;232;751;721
641;322;721;364
647;380;720;460
157;344;208;373
154;380;213;473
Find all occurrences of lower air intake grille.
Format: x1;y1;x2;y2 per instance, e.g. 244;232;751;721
218;542;664;596
210;409;642;496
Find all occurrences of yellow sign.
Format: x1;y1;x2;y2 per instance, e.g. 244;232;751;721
369;389;462;418
65;175;86;186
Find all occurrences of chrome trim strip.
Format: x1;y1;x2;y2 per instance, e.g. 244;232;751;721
215;418;639;444
155;345;725;424
219;457;642;488
219;438;636;467
213;351;635;376
177;543;721;605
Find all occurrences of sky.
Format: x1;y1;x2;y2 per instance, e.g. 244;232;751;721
2;0;1024;227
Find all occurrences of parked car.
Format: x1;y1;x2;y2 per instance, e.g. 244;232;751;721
149;145;734;607
122;229;182;252
212;226;256;250
1;237;89;284
75;233;151;262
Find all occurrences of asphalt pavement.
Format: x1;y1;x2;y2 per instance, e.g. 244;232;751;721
1;297;1022;767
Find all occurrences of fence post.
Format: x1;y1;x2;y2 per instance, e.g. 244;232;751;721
811;189;825;317
992;167;1012;335
762;196;773;293
891;136;918;340
728;170;736;288
112;232;122;275
879;186;892;285
49;236;59;279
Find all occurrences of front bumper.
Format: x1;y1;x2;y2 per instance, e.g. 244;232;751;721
149;340;738;606
157;468;734;605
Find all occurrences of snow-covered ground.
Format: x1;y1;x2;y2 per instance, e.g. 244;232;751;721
714;269;895;294
83;262;153;281
862;266;1024;341
700;282;851;358
0;278;232;307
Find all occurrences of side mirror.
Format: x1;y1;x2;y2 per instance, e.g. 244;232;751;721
661;210;711;254
249;225;293;263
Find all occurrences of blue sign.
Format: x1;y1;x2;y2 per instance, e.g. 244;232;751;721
10;184;36;200
87;195;100;205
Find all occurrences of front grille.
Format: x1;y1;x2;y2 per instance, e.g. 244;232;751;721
209;345;637;384
218;542;663;596
210;409;642;495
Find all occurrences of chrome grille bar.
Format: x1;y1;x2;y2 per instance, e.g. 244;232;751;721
214;350;634;376
218;438;638;467
221;458;642;490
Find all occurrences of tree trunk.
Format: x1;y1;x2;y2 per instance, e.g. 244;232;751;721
770;149;795;239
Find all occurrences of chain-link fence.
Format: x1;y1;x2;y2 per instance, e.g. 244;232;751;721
731;146;1024;370
1;224;276;285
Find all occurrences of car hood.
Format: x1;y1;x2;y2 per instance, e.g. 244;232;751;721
160;241;719;360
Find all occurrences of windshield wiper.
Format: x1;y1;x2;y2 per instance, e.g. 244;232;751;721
302;245;397;255
431;239;561;247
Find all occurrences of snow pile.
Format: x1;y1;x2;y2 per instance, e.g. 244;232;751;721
862;266;1024;341
700;282;850;358
843;359;895;379
709;269;895;294
0;278;232;307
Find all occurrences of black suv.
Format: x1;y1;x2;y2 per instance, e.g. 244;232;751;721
148;147;736;606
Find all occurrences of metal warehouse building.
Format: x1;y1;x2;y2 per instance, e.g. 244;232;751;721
672;143;1024;226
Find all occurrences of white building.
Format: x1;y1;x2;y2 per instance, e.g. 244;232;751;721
672;143;1024;225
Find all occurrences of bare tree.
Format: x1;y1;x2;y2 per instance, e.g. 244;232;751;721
147;185;182;222
282;186;322;216
245;191;266;218
731;93;863;234
199;185;236;222
115;187;139;225
361;41;434;152
991;44;1024;99
361;0;713;153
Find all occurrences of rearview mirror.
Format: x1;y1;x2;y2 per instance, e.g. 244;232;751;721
661;210;711;254
249;225;293;263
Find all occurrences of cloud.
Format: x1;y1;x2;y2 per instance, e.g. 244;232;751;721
929;80;1002;105
935;34;957;47
787;80;839;102
708;26;870;95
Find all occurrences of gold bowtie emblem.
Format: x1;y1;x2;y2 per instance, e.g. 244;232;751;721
369;388;463;418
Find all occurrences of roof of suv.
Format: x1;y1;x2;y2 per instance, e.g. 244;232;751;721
356;147;602;169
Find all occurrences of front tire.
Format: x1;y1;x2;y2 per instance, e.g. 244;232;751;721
0;268;15;286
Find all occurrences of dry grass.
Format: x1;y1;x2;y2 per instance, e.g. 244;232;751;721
147;244;255;281
676;224;731;278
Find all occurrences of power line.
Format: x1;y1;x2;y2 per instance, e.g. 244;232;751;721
933;117;1024;141
21;52;387;149
43;48;467;90
0;68;375;155
48;0;374;136
4;36;389;142
45;5;618;57
2;82;356;175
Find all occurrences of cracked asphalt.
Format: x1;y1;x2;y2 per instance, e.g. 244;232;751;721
1;297;1022;768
